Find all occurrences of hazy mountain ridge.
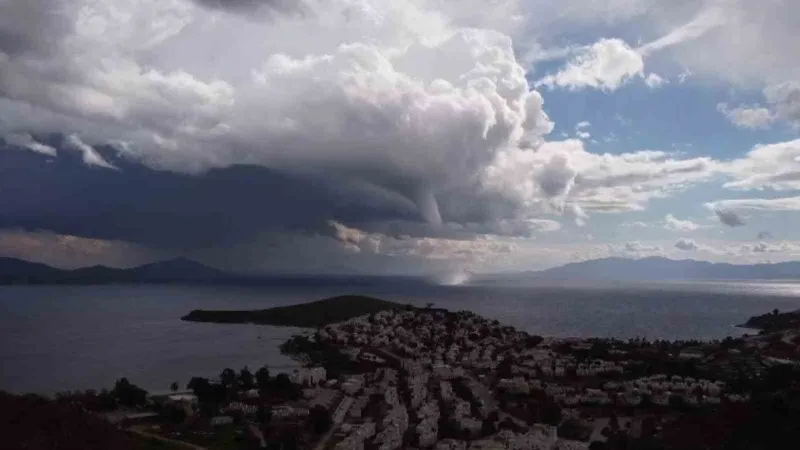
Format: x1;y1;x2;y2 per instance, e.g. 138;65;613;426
500;257;800;282
0;257;422;286
0;257;229;284
3;256;800;285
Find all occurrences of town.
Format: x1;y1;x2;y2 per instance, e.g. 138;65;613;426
46;305;800;449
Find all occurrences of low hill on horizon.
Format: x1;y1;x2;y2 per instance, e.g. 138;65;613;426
0;257;423;286
0;257;229;284
181;295;405;327
3;255;800;285
483;256;800;282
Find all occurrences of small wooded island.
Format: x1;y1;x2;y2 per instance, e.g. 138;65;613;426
181;295;405;328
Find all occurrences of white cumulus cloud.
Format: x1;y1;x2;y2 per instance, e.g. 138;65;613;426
663;214;700;232
328;220;517;268
716;103;774;129
723;139;800;191
644;73;667;89
623;241;662;254
482;140;718;218
536;38;645;91
707;197;800;213
764;81;800;128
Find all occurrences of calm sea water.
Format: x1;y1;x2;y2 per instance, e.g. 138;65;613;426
1;281;800;395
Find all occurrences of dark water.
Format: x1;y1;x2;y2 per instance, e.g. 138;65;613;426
1;281;799;395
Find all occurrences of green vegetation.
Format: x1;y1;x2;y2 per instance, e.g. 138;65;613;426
0;390;142;450
185;365;301;416
280;334;356;378
54;377;149;412
741;308;800;332
181;295;404;327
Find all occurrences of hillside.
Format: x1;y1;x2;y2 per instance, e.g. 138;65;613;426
0;257;229;285
181;295;405;327
741;309;800;332
0;257;427;286
0;391;142;450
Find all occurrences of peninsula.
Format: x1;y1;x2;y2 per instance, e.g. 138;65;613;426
180;295;405;328
18;302;800;450
740;308;800;332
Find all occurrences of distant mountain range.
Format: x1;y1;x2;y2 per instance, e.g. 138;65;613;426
2;256;800;285
483;257;800;282
0;257;230;284
0;257;421;286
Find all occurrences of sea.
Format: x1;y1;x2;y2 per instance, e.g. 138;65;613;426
1;280;800;395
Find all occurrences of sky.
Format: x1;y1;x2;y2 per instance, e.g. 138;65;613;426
0;0;799;275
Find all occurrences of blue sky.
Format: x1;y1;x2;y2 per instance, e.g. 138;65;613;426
0;0;799;273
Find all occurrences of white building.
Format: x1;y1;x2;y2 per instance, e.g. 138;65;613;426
290;367;327;386
210;416;234;426
342;376;364;395
272;405;310;419
436;439;467;450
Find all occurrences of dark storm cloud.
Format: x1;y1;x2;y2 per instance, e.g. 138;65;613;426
714;209;746;227
757;231;774;240
0;0;68;58
538;155;576;198
0;136;419;251
190;0;309;15
674;238;700;251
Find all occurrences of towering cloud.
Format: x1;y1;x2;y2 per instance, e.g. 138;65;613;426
4;0;787;273
0;0;557;226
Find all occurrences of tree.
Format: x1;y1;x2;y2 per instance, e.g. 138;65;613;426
282;432;299;450
526;335;544;348
541;401;562;426
609;413;620;433
188;377;210;395
112;378;147;408
187;377;222;417
559;418;590;441
308;405;332;433
239;366;255;391
274;373;292;392
496;355;514;379
481;419;496;436
256;366;271;391
161;404;186;424
187;377;212;405
257;405;272;425
220;368;237;388
97;389;116;411
668;394;687;411
170;381;179;393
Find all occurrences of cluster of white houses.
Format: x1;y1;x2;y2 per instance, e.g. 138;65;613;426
158;307;768;450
